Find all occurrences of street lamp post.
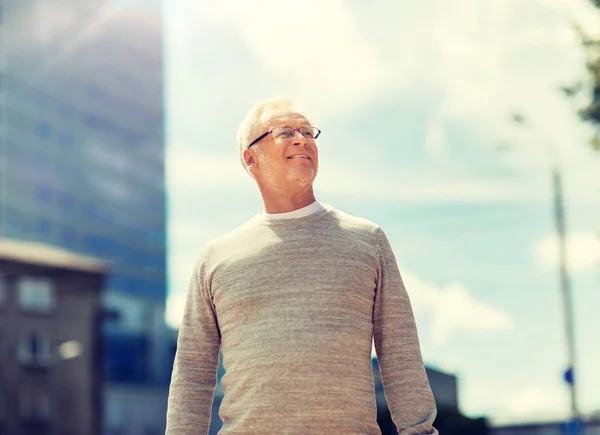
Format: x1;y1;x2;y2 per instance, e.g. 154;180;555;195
506;114;580;422
552;167;579;420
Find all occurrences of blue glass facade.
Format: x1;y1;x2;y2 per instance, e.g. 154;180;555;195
0;1;168;386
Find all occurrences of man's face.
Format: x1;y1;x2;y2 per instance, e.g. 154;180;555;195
246;111;319;191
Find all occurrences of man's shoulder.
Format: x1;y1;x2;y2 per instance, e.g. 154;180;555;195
185;218;264;294
206;217;262;252
327;206;382;234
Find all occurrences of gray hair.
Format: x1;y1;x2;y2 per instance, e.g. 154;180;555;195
236;98;311;174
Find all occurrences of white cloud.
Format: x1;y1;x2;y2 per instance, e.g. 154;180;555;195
167;0;600;205
433;284;514;344
379;0;600;202
534;231;600;273
506;385;568;421
170;0;393;121
427;353;465;374
166;148;251;193
402;271;515;346
316;162;543;204
489;384;569;425
423;112;450;164
543;0;600;39
463;380;570;425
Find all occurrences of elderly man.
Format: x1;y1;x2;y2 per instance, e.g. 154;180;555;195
166;98;438;434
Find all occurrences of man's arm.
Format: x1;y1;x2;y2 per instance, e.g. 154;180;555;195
166;245;221;435
373;227;438;435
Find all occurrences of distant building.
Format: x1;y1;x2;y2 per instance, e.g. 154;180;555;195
425;366;459;411
371;359;459;411
491;419;600;435
103;325;178;435
0;239;107;435
0;1;169;433
373;359;459;414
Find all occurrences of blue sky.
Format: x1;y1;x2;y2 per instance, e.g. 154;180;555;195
163;0;600;425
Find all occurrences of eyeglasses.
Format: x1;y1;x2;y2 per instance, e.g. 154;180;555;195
247;126;321;149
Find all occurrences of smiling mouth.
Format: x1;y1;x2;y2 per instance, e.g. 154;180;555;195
287;155;311;160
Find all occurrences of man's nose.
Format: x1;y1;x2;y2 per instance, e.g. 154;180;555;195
292;130;307;145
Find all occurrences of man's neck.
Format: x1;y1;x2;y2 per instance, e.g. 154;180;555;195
260;188;317;214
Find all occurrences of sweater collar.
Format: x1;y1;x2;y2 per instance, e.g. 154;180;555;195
261;201;324;221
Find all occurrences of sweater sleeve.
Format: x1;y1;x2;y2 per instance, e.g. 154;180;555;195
166;244;221;435
373;227;439;434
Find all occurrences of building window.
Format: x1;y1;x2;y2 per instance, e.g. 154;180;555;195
105;332;150;383
60;226;79;250
34;185;54;205
59;192;75;211
0;275;5;308
18;277;55;313
0;393;5;420
59;130;74;148
35;218;54;238
60;104;74;118
18;332;52;367
19;391;51;421
35;122;51;140
0;331;5;363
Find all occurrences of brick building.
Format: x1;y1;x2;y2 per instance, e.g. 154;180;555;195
0;239;108;435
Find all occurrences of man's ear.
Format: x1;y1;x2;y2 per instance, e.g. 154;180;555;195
244;148;257;170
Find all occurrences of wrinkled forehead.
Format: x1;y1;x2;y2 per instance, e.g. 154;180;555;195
260;111;311;130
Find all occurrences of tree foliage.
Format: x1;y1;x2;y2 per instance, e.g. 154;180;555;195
563;0;600;150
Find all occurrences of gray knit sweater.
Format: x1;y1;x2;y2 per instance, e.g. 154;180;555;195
166;205;438;434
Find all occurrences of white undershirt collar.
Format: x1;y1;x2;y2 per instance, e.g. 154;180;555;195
261;200;324;221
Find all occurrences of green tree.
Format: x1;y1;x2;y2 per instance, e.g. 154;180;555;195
562;0;600;150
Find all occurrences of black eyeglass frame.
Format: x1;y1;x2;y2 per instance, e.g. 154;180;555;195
246;127;321;149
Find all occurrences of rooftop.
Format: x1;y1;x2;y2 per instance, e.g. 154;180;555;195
0;238;110;274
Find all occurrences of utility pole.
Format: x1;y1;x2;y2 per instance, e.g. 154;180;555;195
552;167;579;420
508;113;580;427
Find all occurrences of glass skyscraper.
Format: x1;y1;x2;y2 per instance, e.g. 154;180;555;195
0;0;170;424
